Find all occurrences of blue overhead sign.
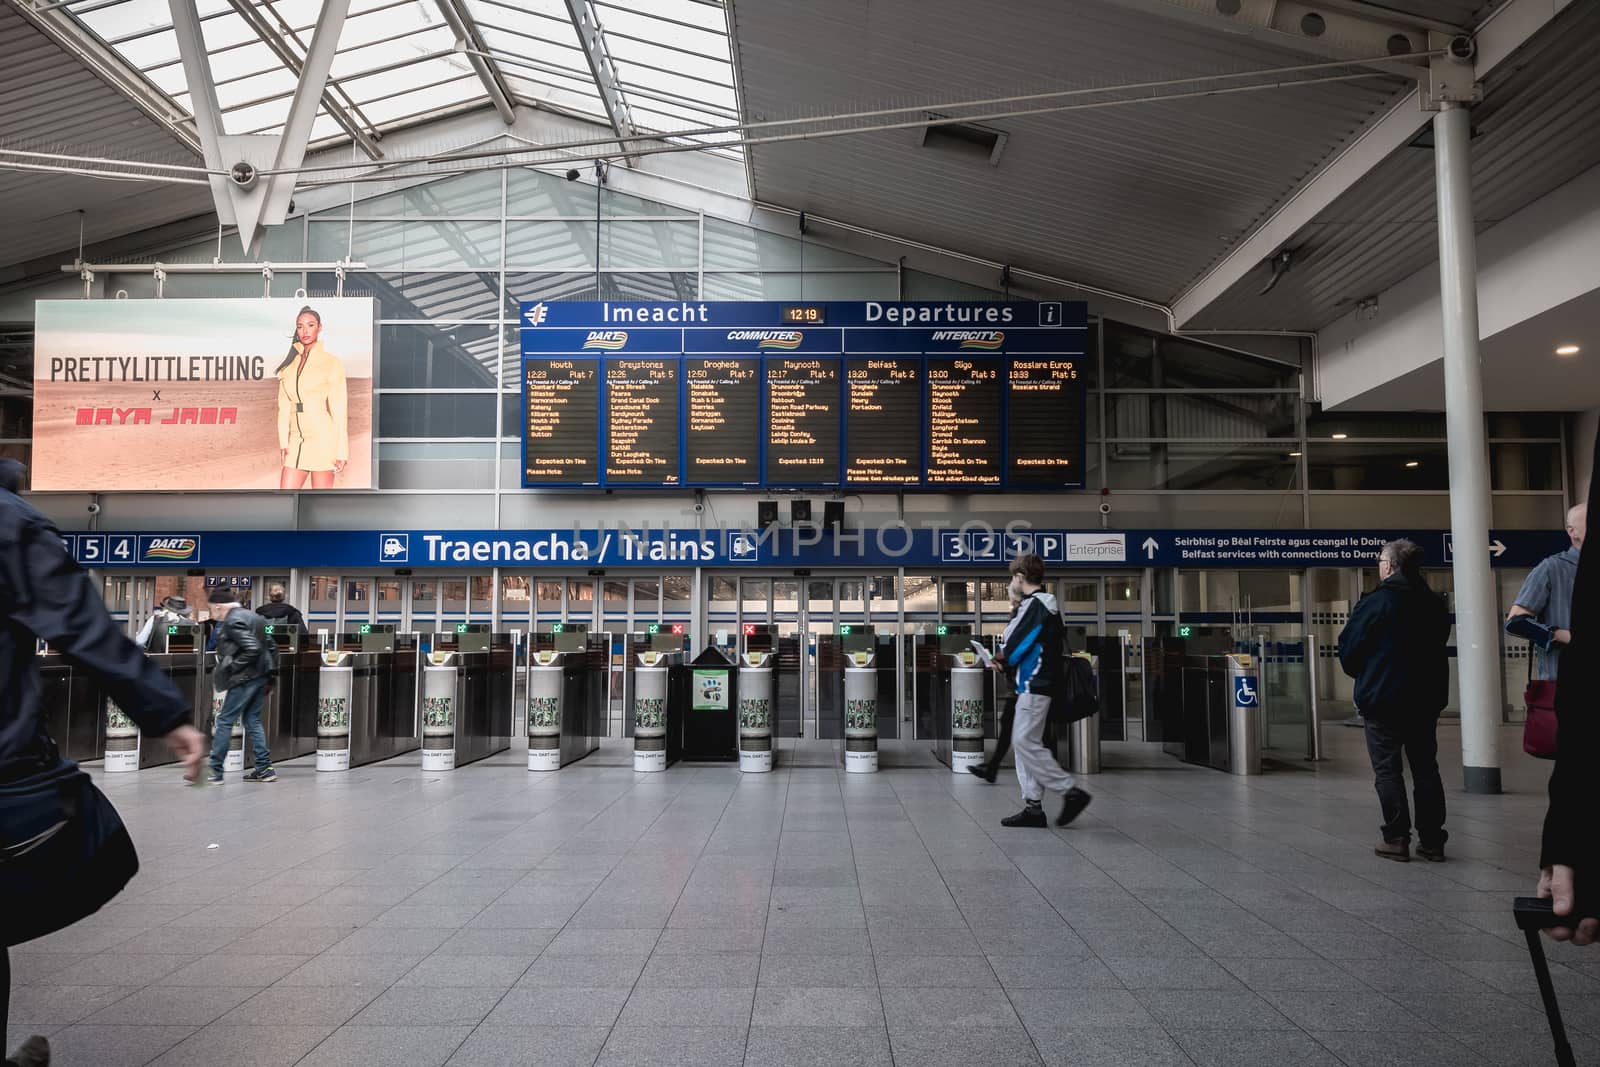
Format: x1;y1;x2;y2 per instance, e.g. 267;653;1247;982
59;526;1569;570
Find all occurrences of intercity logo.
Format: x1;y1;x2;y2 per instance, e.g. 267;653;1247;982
725;330;803;349
524;303;549;327
144;537;198;561
582;331;628;350
930;331;1005;349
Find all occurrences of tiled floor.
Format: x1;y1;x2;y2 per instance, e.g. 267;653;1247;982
9;723;1596;1066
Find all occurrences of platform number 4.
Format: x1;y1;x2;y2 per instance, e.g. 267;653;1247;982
110;536;135;562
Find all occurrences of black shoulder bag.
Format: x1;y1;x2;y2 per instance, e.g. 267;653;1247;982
0;755;139;946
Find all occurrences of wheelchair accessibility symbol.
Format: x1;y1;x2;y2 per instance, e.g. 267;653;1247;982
1233;675;1258;708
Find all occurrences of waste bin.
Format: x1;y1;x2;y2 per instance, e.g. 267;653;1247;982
844;650;878;773
317;649;354;772
526;650;563;771
421;651;459;771
738;651;774;773
950;661;986;774
634;652;669;772
1226;653;1261;776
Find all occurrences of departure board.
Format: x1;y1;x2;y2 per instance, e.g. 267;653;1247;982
765;358;840;485
523;358;600;485
845;357;923;485
926;357;1003;486
684;358;760;484
605;358;679;484
1006;357;1083;486
520;301;1087;489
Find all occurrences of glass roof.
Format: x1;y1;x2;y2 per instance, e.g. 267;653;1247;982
64;0;740;155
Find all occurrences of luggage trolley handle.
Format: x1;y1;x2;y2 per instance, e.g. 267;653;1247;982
1513;897;1597;1067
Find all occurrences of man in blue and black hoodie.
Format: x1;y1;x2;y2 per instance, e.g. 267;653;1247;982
993;553;1092;828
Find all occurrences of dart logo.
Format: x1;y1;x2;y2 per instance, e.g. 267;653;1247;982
582;331;628;350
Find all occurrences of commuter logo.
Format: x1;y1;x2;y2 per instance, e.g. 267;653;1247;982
142;537;197;562
524;302;549;327
582;331;628;350
1234;675;1258;708
725;331;802;349
379;534;409;563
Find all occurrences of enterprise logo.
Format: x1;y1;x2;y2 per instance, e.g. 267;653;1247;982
582;331;628;350
931;330;1005;349
1065;534;1126;562
144;537;198;561
726;330;803;349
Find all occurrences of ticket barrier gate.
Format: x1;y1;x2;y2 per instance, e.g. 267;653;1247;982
922;629;995;774
737;625;777;772
106;622;201;772
269;623;319;763
419;625;515;771
1149;638;1262;775
818;627;894;772
630;630;685;772
524;626;605;770
675;646;737;763
316;626;419;772
38;644;105;762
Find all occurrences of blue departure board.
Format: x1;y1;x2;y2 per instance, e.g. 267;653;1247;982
519;301;1087;490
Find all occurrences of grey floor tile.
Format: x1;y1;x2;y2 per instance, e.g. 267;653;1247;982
44;952;201;987
1173;1029;1346;1067
148;1023;336;1066
1102;956;1245;990
653;926;767;954
276;952;427;988
370;904;486;929
295;1024;475;1067
875;953;1000;987
395;954;534;988
516;955;650;988
1027;1026;1192;1067
881;987;1021;1031
764;927;874;955
752;986;884;1028
745;1025;893;1067
327;926;457;956
226;924;354;955
1386;991;1552;1034
596;1025;749;1067
869;926;982;957
220;985;384;1027
618;986;755;1027
351;986;505;1026
1008;988;1156;1030
1133;989;1293;1030
889;1026;1043;1066
545;928;661;956
45;1024;198;1067
6;985;137;1026
636;952;760;988
1076;926;1205;958
432;927;558;957
758;953;877;987
988;955;1123;990
6;951;91;986
153;953;311;987
1452;1027;1600;1066
80;984;256;1027
1221;956;1363;992
445;1024;609;1066
1310;1030;1485;1067
483;987;632;1028
1261;989;1436;1031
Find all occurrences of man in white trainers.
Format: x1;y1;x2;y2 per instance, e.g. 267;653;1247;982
206;587;278;784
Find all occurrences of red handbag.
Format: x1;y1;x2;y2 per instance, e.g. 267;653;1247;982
1522;676;1558;760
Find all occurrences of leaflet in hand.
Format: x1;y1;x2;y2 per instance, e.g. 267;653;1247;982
969;640;995;667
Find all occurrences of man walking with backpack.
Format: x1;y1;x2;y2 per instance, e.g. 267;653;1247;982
993;554;1092;828
206;587;278;784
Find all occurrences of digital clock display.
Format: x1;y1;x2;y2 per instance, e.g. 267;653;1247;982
781;305;826;324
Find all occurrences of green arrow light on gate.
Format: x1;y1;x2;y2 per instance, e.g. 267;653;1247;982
359;623;372;634
1178;625;1193;638
264;625;274;635
456;623;468;633
167;625;178;635
646;623;660;634
838;624;852;636
935;624;949;636
552;622;565;634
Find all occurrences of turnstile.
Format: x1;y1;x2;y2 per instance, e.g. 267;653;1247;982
524;626;605;770
921;628;996;771
38;645;105;762
108;622;201;771
818;628;886;772
317;625;419;771
419;625;515;770
1150;636;1262;775
630;629;685;772
266;623;318;762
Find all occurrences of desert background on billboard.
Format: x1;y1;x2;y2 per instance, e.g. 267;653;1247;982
33;298;374;491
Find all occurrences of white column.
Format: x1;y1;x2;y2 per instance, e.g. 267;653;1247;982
1433;101;1501;795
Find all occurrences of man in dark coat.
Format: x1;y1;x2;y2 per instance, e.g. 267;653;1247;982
1338;539;1452;862
0;462;205;1063
255;583;306;633
1540;440;1599;945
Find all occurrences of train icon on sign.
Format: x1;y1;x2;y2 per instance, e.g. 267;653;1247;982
380;534;409;562
727;531;759;560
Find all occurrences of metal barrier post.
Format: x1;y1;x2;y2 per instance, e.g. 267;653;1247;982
1304;631;1324;761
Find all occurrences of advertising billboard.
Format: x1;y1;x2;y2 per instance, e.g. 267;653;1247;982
32;297;374;491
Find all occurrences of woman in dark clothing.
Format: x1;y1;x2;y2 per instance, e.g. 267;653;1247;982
1539;431;1600;945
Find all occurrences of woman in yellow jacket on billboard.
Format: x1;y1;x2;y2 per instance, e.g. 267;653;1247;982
275;306;348;489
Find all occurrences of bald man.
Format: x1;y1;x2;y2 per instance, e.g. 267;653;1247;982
1509;503;1586;682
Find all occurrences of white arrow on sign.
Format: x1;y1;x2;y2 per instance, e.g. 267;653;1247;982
1490;539;1506;558
1142;537;1159;560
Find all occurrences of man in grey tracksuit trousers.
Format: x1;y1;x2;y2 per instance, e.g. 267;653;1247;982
994;553;1092;828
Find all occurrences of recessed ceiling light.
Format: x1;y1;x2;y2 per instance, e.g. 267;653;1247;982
1405;461;1420;468
1556;344;1581;356
1288;451;1302;457
1331;433;1348;440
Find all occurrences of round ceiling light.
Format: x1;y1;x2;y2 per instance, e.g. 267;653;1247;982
1556;344;1580;356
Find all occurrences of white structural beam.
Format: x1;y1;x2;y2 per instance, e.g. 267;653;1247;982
1102;0;1433;79
225;0;383;160
564;0;636;159
12;0;201;155
433;0;517;125
1170;0;1575;327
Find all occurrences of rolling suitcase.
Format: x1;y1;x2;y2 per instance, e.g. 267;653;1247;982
1513;897;1593;1067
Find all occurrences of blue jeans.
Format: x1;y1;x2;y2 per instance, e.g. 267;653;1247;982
210;675;271;775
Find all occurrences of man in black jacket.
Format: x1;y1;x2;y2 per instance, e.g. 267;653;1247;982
206;587;278;784
0;461;204;1065
256;584;306;633
1539;441;1599;945
1338;539;1452;862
